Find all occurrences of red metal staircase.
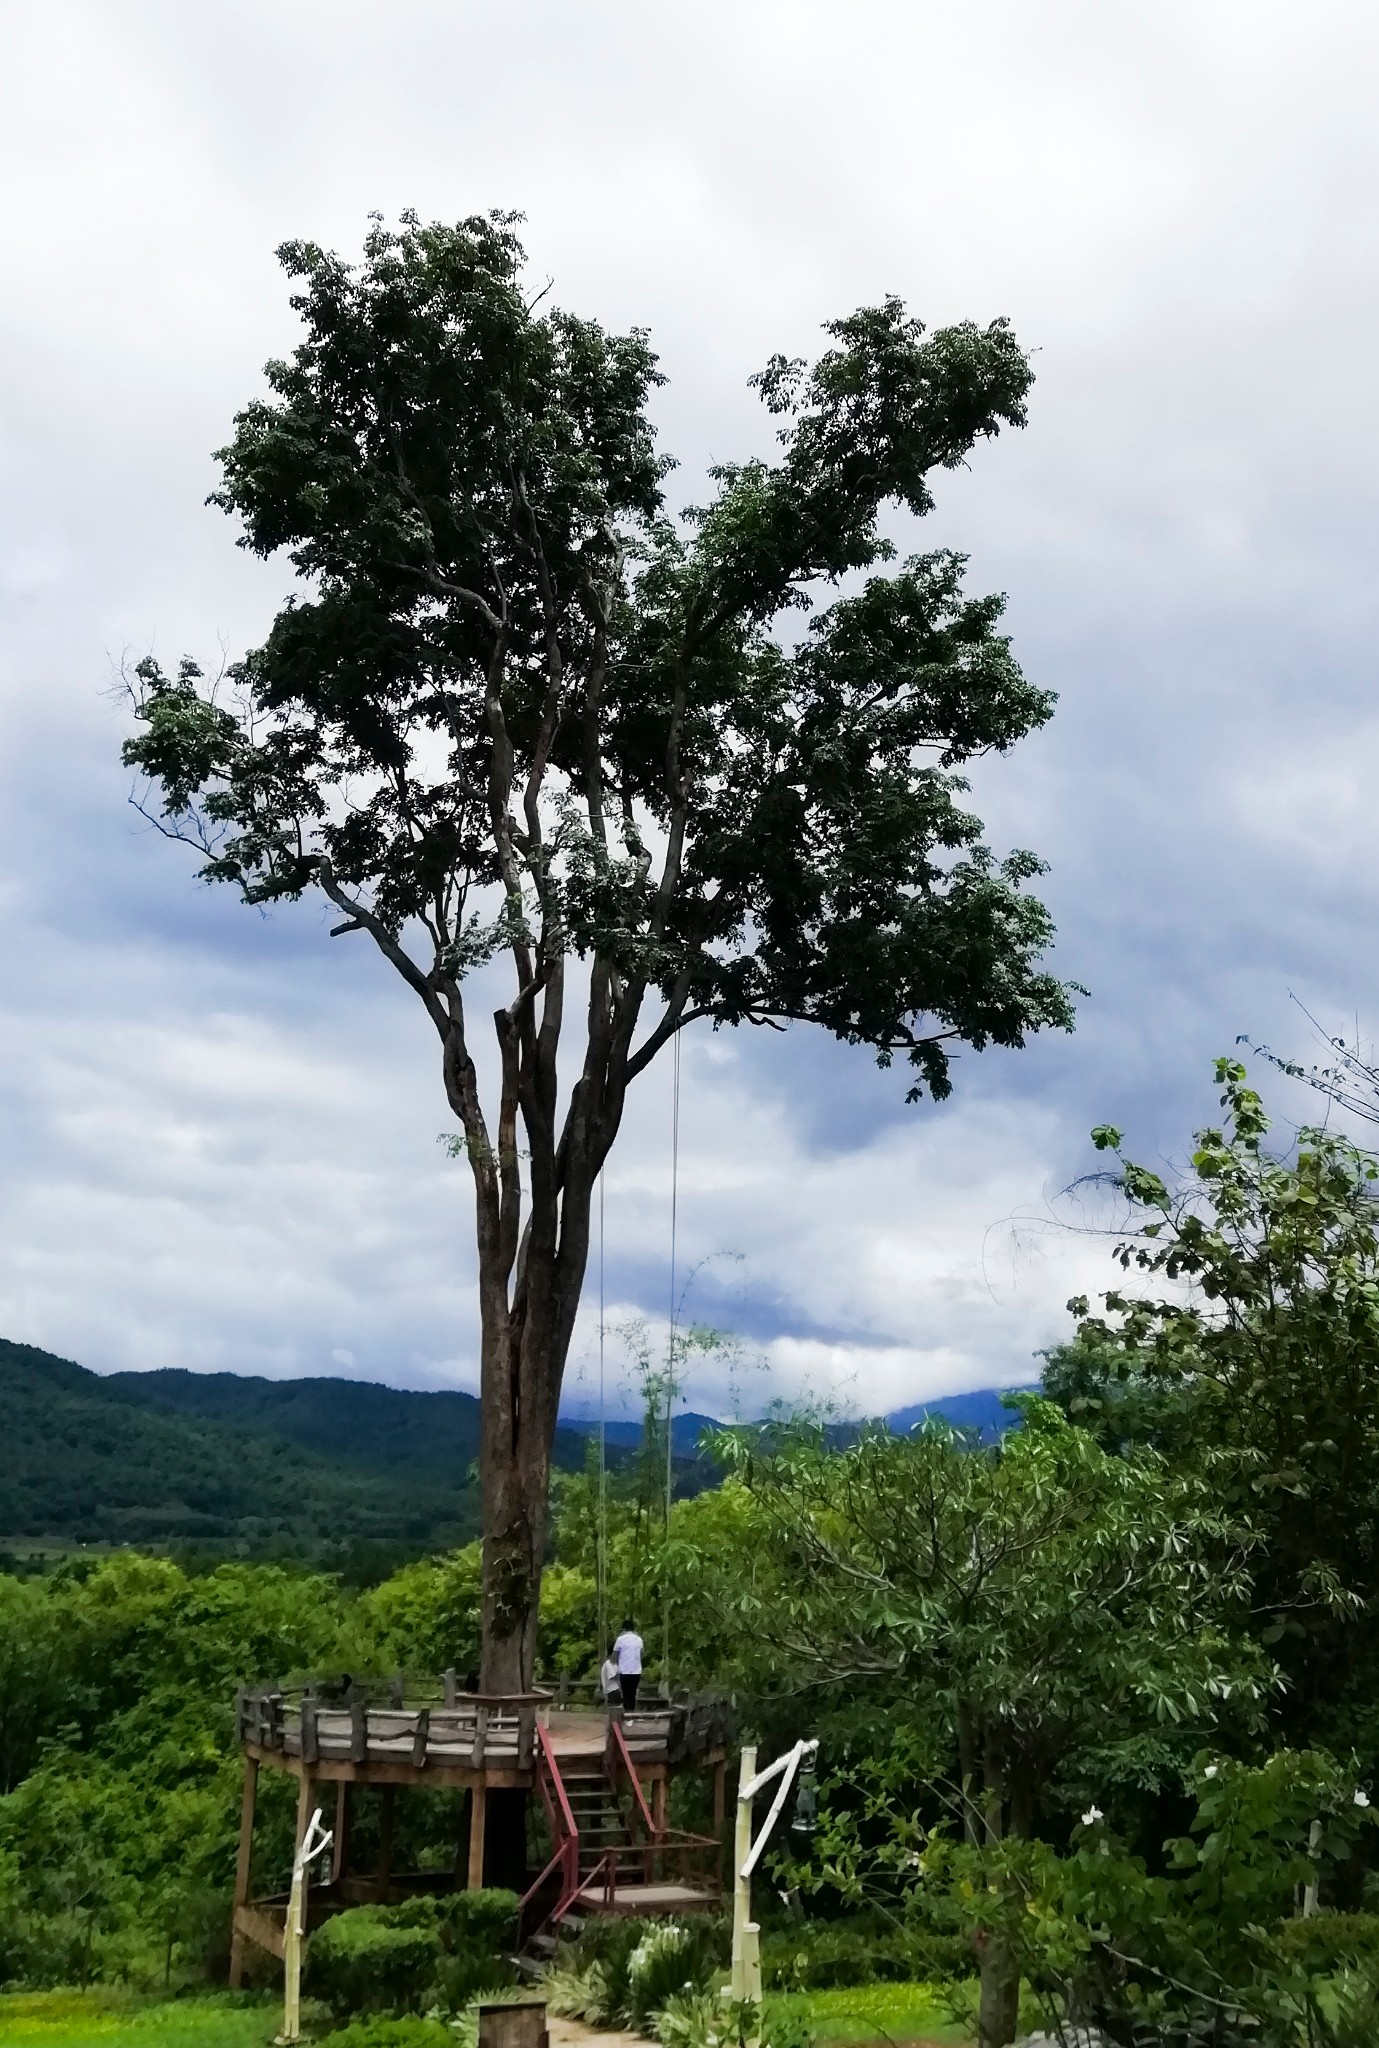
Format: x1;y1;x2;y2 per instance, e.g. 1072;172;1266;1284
519;1720;720;1944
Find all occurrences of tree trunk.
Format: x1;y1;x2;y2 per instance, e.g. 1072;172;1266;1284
977;1933;1021;2048
474;1142;597;1694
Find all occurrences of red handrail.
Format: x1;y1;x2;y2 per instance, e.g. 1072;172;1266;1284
607;1718;660;1840
520;1723;582;1935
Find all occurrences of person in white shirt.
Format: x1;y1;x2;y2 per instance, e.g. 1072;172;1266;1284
612;1618;644;1710
600;1652;620;1705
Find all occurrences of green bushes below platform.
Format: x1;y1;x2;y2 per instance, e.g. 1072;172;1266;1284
306;1889;519;2021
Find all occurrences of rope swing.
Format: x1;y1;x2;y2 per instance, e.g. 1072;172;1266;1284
596;1171;608;1672
593;1030;683;1702
663;1029;682;1694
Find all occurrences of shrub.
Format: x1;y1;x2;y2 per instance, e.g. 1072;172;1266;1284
1273;1911;1379;1972
437;1887;521;1955
553;1915;725;2029
656;1992;816;2048
541;1958;610;2022
316;2019;458;2048
760;1917;967;1990
626;1922;717;2027
307;1907;443;2019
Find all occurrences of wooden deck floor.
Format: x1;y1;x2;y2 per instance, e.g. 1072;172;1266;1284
579;1882;719;1913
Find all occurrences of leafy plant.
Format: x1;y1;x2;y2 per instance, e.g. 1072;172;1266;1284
307;1907;443;2019
315;2019;460;2048
626;1922;717;2027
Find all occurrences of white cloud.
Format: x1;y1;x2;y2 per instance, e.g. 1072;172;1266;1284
3;0;1379;1415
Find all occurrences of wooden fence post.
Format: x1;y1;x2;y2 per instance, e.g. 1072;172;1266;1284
228;1754;259;1988
467;1783;488;1890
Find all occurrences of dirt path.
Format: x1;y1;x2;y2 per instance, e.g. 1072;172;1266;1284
548;2016;650;2048
546;2023;960;2048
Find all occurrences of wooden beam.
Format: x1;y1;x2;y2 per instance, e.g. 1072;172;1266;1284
378;1784;395;1893
233;1902;285;1963
332;1782;351;1884
228;1755;259;1988
467;1782;487;1890
243;1746;530;1791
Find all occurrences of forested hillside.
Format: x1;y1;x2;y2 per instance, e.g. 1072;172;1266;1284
104;1363;591;1489
0;1340;583;1559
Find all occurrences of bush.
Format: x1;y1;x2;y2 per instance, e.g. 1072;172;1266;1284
316;2020;458;2048
307;1907;443;2019
437;1887;521;1954
760;1917;967;1990
1273;1911;1379;1972
552;1915;725;2029
626;1922;718;2027
656;1992;816;2048
309;1889;521;2020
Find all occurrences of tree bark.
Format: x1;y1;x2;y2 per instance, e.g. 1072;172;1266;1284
976;1934;1021;2048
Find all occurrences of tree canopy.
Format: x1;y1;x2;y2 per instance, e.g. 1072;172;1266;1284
122;209;1075;1686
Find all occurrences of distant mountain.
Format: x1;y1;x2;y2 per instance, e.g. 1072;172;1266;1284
560;1389;1028;1453
885;1388;1029;1440
0;1340;585;1561
559;1411;722;1456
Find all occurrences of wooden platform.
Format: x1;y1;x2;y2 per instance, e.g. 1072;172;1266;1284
580;1882;719;1914
229;1675;733;1986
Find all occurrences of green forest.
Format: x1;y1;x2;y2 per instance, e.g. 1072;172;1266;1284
10;1066;1379;2046
0;1343;594;1567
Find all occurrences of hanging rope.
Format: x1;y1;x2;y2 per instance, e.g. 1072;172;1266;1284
597;1171;608;1668
662;1030;682;1694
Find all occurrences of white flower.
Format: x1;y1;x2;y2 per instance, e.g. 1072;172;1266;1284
1081;1806;1104;1826
1355;1789;1371;1808
1204;1765;1218;1779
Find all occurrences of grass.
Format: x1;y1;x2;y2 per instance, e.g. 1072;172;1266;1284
0;1982;976;2048
768;1982;973;2046
0;1989;280;2048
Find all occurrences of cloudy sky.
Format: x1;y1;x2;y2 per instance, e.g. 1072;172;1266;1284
3;0;1378;1419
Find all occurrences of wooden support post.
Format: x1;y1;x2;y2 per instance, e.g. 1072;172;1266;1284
332;1783;351;1884
652;1774;668;1837
712;1759;726;1841
378;1784;395;1896
228;1754;259;1988
467;1782;488;1890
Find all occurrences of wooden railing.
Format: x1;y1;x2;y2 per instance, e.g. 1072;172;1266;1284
237;1681;544;1771
235;1674;733;1778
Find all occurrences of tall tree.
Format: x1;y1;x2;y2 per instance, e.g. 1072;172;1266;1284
704;1405;1268;2047
123;212;1074;1693
1048;1059;1379;1748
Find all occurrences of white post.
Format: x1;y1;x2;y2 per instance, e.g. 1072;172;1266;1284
279;1807;333;2045
730;1745;757;2003
730;1739;818;2013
